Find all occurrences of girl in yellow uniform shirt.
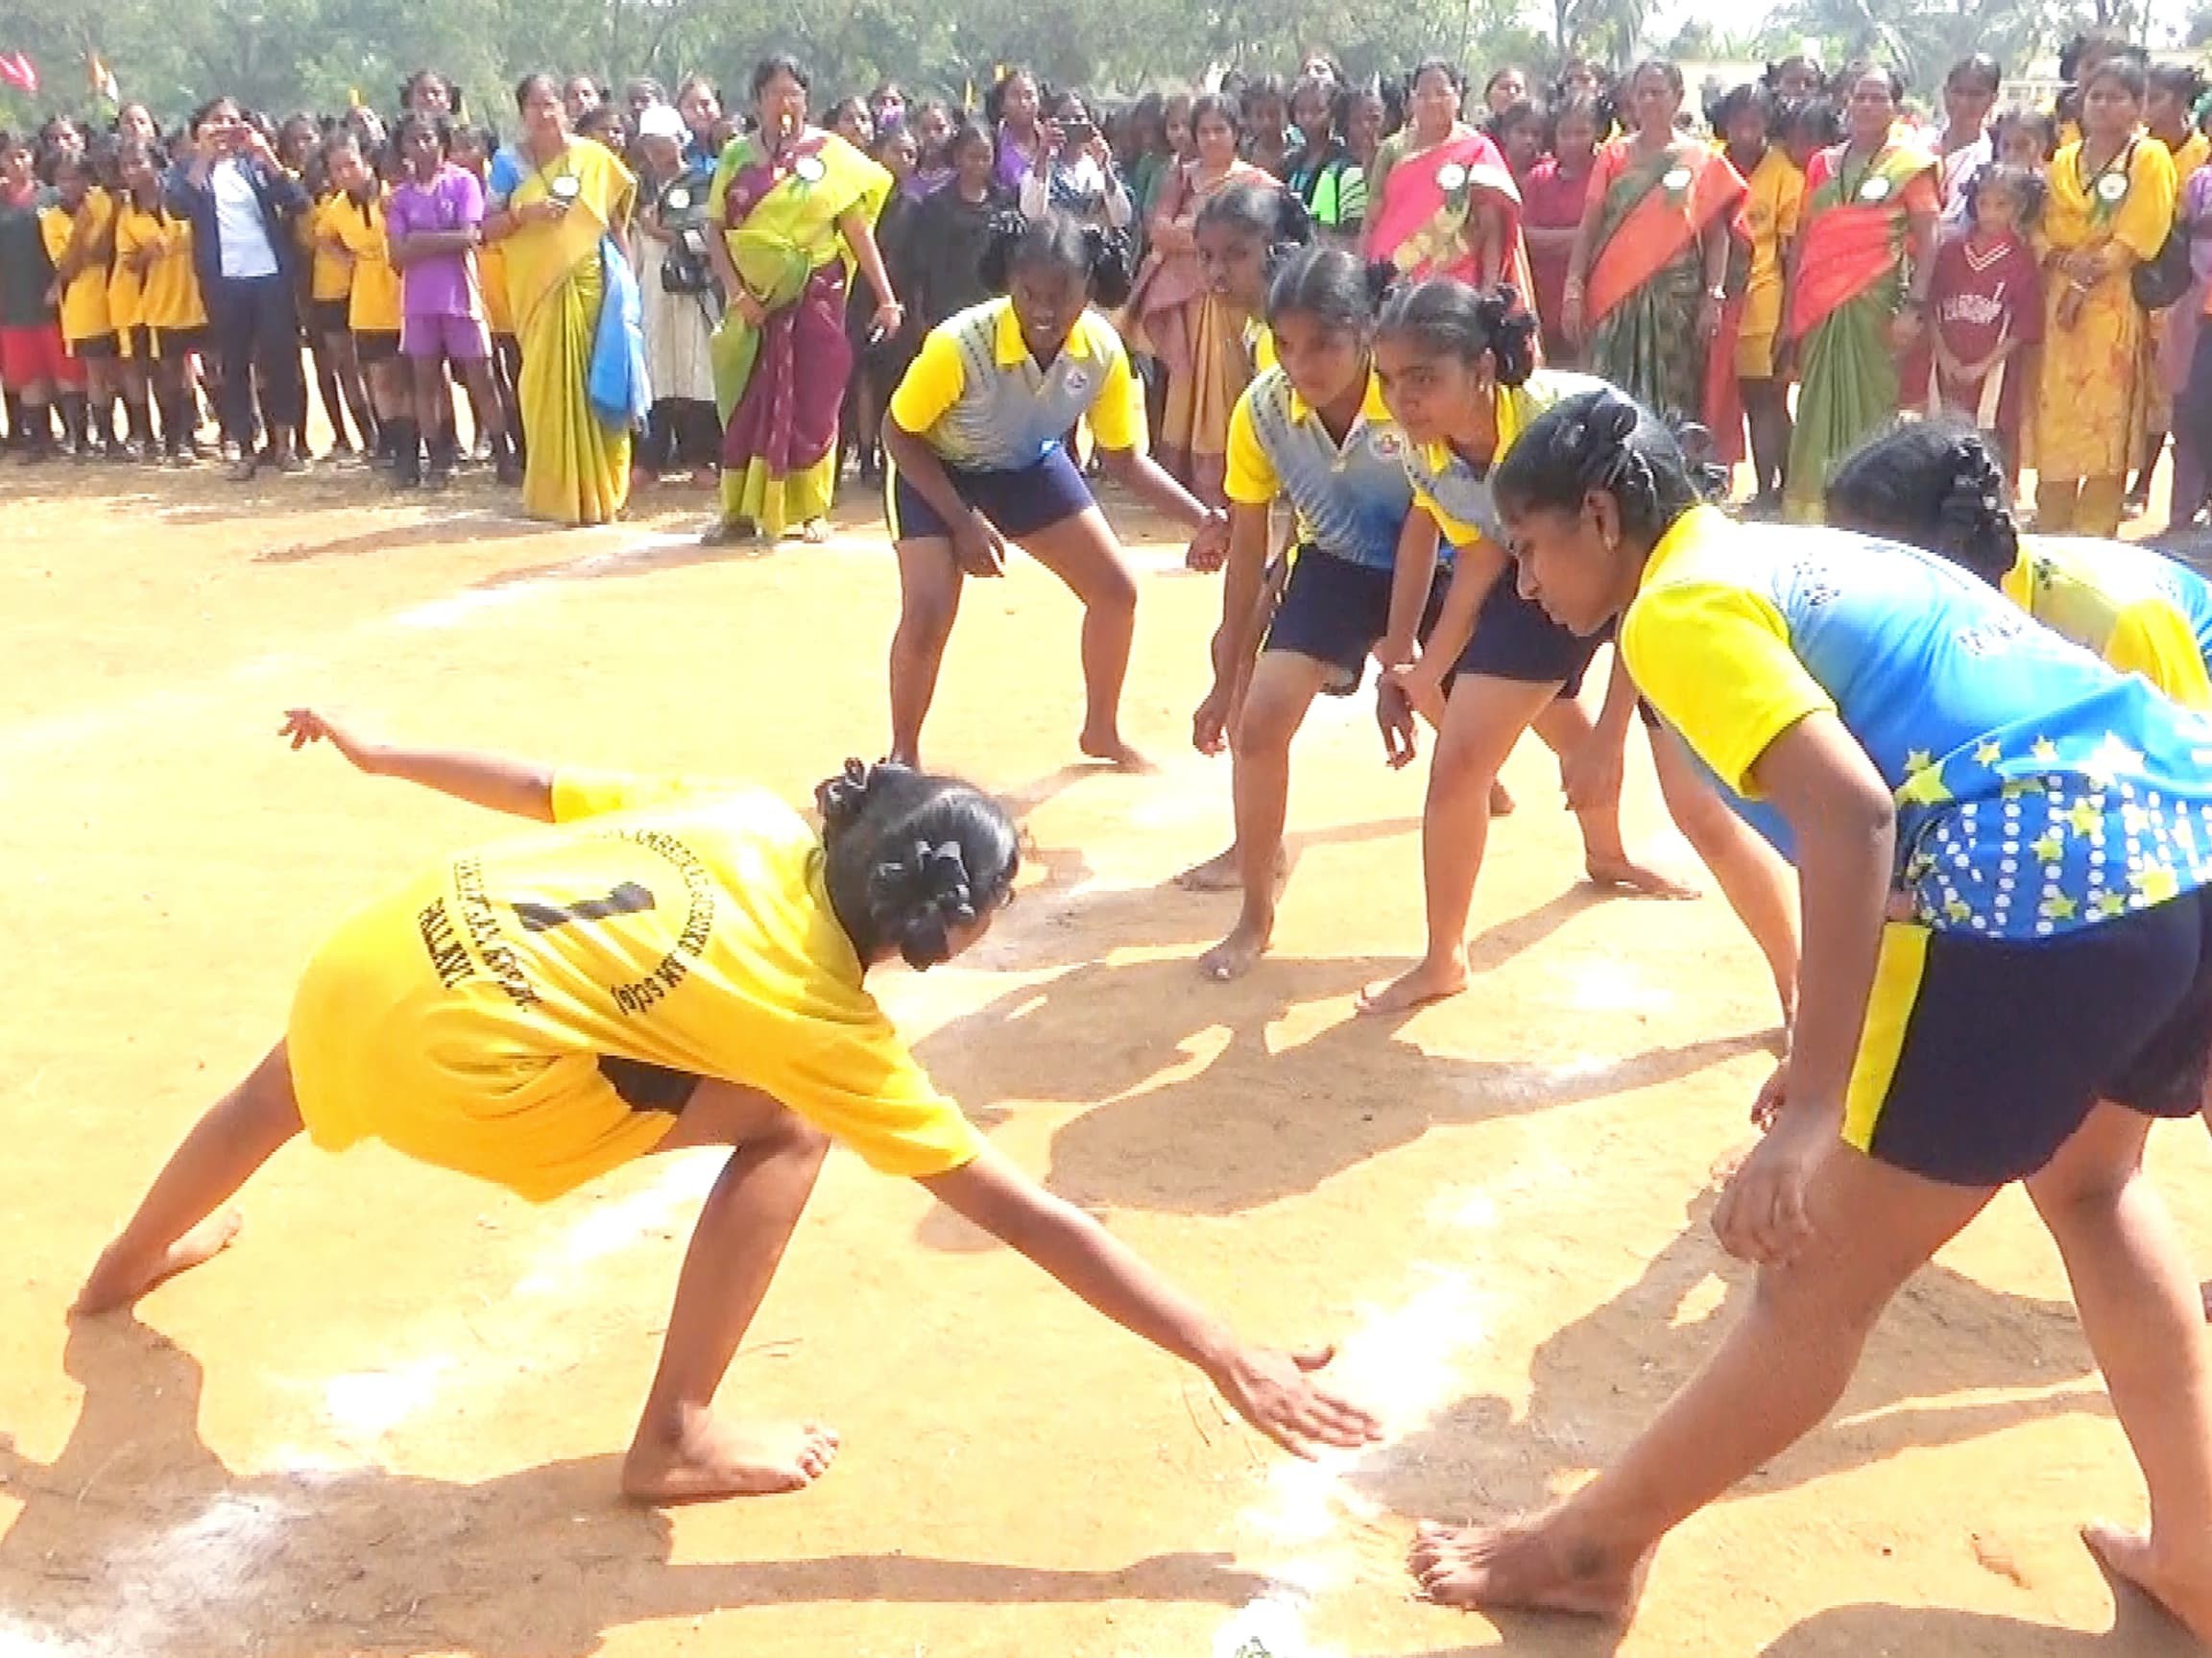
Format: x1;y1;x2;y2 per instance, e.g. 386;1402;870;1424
1829;423;2212;709
1408;387;2212;1645
323;132;414;469
302;159;379;460
883;209;1226;770
73;715;1379;1503
36;150;114;457
112;138;208;464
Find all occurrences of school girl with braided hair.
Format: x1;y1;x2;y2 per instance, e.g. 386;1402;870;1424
74;713;1379;1505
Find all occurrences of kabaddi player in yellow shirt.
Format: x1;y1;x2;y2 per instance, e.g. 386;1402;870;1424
1828;423;2212;709
36;151;113;456
1408;387;2212;1642
882;210;1226;770
73;714;1378;1504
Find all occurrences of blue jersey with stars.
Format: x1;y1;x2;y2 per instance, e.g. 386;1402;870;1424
1620;508;2212;940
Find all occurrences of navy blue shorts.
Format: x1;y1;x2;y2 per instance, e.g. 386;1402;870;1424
1456;579;1607;694
1264;547;1449;695
1849;884;2212;1186
887;445;1096;542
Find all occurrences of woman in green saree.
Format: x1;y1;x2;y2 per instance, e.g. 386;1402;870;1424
1780;65;1940;521
704;54;903;545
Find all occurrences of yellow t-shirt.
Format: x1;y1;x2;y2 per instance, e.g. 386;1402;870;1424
333;192;403;333
287;774;980;1199
39;199;113;343
112;203;204;332
2005;537;2212;709
478;235;514;335
308;192;355;302
1739;146;1804;347
890;299;1144;468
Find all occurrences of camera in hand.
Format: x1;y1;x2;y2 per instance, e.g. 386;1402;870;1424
656;171;720;297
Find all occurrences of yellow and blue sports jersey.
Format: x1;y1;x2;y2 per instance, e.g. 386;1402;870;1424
1405;370;1605;551
889;298;1144;469
1622;507;2212;941
2006;536;2212;710
1224;365;1412;571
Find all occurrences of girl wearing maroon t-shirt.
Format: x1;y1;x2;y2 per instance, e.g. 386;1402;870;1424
1520;94;1602;364
1930;163;2043;470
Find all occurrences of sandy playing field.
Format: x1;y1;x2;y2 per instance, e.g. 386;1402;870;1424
4;461;2210;1658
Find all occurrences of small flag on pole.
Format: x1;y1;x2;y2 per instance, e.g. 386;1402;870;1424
0;51;38;95
87;54;119;104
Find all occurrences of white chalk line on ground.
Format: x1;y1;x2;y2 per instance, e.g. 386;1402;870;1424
1210;1140;1588;1657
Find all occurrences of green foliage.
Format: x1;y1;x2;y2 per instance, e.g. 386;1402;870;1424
0;0;1675;132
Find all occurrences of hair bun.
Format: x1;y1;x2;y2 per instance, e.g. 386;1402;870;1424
866;837;980;969
816;758;876;829
1589;393;1641;445
1362;258;1401;307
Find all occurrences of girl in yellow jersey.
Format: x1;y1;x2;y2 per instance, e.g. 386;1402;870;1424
112;139;208;464
1829;423;2212;709
294;130;378;460
1408;388;2212;1641
36;150;112;457
324;132;415;471
883;209;1225;770
73;714;1379;1503
102;139;155;459
454;123;520;460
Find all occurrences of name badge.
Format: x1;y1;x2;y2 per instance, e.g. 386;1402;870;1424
2097;172;2129;205
1858;175;1890;203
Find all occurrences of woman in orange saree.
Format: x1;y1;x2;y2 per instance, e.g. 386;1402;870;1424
1780;65;1939;521
483;72;638;527
1562;60;1744;430
1364;60;1536;301
1127;91;1269;501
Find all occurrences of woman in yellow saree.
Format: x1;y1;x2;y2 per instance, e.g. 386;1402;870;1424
2037;57;2177;536
483;72;637;527
704;54;901;545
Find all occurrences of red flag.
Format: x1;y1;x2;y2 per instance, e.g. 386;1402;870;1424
0;52;37;94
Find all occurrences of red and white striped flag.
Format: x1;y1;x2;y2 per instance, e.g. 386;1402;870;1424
0;52;38;95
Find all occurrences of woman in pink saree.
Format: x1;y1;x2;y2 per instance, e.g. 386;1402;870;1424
1364;60;1537;304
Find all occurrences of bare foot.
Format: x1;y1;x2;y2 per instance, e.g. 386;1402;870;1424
71;1212;244;1316
1079;731;1159;773
1357;953;1470;1017
1585;853;1699;900
2203;1280;2212;1322
2084;1521;2212;1643
1175;844;1289;893
1198;914;1273;981
1407;1516;1643;1621
1490;779;1515;816
622;1413;841;1504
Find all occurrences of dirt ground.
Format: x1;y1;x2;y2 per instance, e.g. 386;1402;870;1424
4;458;2210;1658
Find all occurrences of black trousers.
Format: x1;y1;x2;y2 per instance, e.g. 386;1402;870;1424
204;273;302;449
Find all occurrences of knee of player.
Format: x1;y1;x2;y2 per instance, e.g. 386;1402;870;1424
760;1109;833;1165
1084;561;1140;617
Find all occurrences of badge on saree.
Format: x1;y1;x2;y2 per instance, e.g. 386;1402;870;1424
665;185;691;210
1858;175;1890;203
2097;171;2129;205
793;155;826;183
550;174;581;203
1435;162;1468;193
1663;165;1692;192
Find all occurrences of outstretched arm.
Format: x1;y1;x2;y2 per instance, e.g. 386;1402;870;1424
278;709;556;820
921;1148;1382;1458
